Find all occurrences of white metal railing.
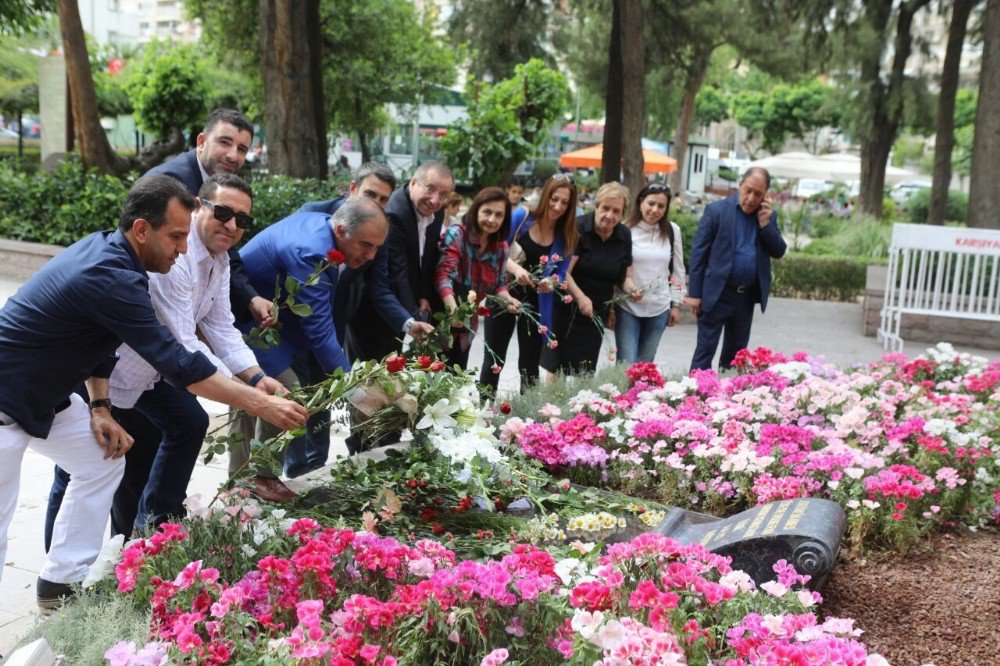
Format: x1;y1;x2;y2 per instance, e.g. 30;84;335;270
878;223;1000;351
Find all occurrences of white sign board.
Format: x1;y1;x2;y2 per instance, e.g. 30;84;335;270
890;223;1000;256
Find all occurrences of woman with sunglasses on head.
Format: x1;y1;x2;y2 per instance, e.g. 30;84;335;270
616;183;687;365
435;187;521;369
541;182;637;375
479;173;579;392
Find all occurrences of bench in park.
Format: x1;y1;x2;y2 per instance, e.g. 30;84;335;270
878;223;1000;352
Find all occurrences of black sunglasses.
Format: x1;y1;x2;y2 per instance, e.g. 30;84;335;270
551;172;575;185
646;183;672;196
201;199;254;229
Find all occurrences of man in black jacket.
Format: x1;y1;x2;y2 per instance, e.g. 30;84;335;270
349;162;454;362
145;108;274;327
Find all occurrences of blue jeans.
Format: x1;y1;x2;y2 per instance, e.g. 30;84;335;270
615;307;670;365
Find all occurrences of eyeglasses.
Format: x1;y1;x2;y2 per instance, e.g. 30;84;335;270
551;172;575;184
201;199;254;229
646;183;671;196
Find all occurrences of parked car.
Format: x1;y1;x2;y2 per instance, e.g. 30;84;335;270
889;181;930;206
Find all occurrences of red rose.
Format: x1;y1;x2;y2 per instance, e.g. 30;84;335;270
499;402;511;415
386;355;406;372
432;522;445;535
327;248;346;265
417;354;432;369
477;305;490;317
430;360;445;372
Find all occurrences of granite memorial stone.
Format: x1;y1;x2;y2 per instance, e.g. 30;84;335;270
655;498;846;590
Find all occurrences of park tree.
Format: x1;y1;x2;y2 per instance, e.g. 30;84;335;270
55;0;130;174
258;0;326;179
447;0;558;83
321;0;456;163
968;0;1000;229
619;0;645;195
928;0;981;224
0;0;53;35
732;79;841;155
440;59;568;188
0;38;39;159
126;41;209;152
694;86;729;127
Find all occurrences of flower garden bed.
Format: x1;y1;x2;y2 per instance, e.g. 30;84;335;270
31;344;998;665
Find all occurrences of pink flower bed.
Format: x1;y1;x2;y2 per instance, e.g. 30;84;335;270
106;517;887;665
501;346;1000;550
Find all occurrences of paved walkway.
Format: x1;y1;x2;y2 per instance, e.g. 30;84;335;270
0;275;996;657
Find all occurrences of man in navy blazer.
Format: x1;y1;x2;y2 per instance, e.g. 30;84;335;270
284;162;431;473
685;167;787;371
144;109;273;327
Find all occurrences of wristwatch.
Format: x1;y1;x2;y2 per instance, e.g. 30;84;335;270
89;398;113;412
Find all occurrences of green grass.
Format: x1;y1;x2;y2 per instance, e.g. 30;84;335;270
23;585;150;665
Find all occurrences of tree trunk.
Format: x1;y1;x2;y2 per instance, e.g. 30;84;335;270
359;129;371;164
17;108;23;160
857;0;931;218
669;47;712;196
601;0;623;183
928;0;975;224
258;0;325;178
969;0;1000;229
619;0;645;196
56;0;128;175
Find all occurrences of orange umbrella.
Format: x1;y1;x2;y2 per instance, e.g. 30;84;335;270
559;143;677;174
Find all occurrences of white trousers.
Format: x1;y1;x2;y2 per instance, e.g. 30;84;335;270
0;394;125;584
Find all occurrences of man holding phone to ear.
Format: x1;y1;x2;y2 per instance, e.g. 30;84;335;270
685;166;787;371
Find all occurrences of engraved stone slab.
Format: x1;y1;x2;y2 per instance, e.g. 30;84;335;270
654;498;846;590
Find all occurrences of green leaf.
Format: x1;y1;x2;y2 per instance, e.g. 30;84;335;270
289;302;313;317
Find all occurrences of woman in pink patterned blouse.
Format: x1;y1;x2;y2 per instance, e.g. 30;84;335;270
436;187;522;369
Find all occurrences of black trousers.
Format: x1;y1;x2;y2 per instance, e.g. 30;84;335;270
478;290;542;392
690;284;758;371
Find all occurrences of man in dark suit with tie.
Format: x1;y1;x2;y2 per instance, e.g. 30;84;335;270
233;197;391;482
283;162;432;473
685;167;787;371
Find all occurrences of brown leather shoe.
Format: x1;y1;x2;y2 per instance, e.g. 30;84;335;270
251;475;297;502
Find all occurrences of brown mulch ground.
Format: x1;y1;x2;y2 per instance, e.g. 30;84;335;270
822;527;1000;666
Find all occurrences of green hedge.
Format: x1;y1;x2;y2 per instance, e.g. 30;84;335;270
905;187;969;225
0;159;348;246
771;253;870;302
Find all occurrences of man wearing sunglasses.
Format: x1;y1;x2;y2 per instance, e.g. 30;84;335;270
104;173;297;525
20;175;306;610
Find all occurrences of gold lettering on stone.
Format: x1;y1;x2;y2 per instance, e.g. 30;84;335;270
744;505;772;538
761;502;793;536
783;501;810;531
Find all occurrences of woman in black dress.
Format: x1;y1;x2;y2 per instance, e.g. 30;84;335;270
542;182;639;375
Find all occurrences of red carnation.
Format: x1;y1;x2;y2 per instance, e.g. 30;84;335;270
499;402;511;415
326;248;346;265
417;354;432;369
430;360;445;372
477;305;490;317
386;355;406;372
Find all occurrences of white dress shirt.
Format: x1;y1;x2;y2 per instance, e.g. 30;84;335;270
109;223;258;408
417;213;433;262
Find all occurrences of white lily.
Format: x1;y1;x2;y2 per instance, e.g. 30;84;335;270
416;397;459;431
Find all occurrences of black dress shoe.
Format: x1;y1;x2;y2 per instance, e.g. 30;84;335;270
37;577;76;612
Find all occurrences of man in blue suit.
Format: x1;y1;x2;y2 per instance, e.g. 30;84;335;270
685;167;787;371
285;162;432;473
232;198;391;480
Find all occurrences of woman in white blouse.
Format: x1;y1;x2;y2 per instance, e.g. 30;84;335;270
615;183;686;364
